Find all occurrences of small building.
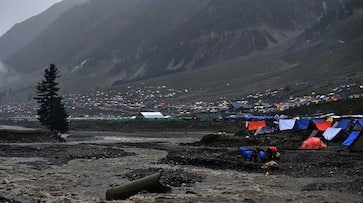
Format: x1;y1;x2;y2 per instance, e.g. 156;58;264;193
140;112;166;119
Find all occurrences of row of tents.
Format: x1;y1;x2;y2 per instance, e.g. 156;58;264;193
246;119;363;152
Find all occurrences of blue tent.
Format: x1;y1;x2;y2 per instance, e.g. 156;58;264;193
342;131;363;152
342;131;360;147
357;119;363;128
335;119;352;132
353;119;363;131
313;119;325;123
357;119;363;127
295;119;311;130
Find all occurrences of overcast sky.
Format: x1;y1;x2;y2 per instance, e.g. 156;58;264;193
0;0;62;37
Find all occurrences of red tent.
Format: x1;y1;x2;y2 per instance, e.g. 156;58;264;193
247;121;266;131
300;137;327;149
314;121;331;131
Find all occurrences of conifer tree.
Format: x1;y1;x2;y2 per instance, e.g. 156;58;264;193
34;64;69;135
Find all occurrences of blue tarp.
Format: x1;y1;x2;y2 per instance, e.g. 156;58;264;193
225;115;277;120
313;119;325;123
342;131;360;147
295;119;311;130
226;115;237;119
244;115;276;120
357;119;363;128
335;119;352;130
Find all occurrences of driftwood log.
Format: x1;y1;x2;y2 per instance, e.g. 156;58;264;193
106;172;172;200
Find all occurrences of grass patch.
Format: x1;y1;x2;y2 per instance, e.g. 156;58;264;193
0;128;47;134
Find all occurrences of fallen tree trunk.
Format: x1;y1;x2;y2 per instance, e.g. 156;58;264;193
106;172;172;200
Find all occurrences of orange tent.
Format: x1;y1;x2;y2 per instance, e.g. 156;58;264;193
300;137;327;149
314;121;331;131
247;121;266;131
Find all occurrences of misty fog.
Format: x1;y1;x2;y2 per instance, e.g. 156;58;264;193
0;61;21;88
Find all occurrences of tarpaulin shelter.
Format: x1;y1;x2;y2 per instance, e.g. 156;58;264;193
300;137;327;149
334;119;353;133
278;119;296;131
254;126;274;135
247;121;266;131
313;119;325;123
352;119;363;131
314;121;331;131
342;131;363;152
295;119;311;130
323;127;346;141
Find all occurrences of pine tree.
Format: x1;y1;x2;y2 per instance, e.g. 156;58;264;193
34;64;69;135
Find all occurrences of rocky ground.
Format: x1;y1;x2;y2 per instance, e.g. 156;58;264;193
0;130;362;202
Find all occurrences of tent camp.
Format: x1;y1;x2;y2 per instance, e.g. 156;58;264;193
254;126;274;135
300;137;327;149
247;121;266;131
278;119;296;131
323;127;346;141
314;121;331;131
342;131;363;152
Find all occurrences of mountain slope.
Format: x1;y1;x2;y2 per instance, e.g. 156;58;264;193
4;0;336;77
111;0;329;84
109;1;363;102
0;0;88;61
1;0;362;104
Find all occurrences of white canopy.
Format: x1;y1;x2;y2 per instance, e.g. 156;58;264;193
278;119;296;131
140;112;165;119
323;127;342;141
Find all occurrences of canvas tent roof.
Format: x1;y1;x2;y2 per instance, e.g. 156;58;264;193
300;137;327;149
342;131;360;147
254;126;274;135
323;127;345;141
335;119;353;132
314;121;331;131
342;131;363;152
247;121;266;131
353;119;363;131
278;119;296;131
313;119;325;123
295;119;311;130
357;119;363;128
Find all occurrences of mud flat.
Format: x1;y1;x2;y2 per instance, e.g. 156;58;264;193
0;131;362;202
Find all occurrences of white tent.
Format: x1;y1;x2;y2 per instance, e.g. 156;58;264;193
278;119;296;131
323;127;343;141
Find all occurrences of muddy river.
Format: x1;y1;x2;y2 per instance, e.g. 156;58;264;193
0;131;361;202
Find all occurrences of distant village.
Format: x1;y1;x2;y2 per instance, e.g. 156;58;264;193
0;82;362;122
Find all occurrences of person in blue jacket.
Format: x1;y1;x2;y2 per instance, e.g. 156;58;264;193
256;148;266;162
239;147;257;162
